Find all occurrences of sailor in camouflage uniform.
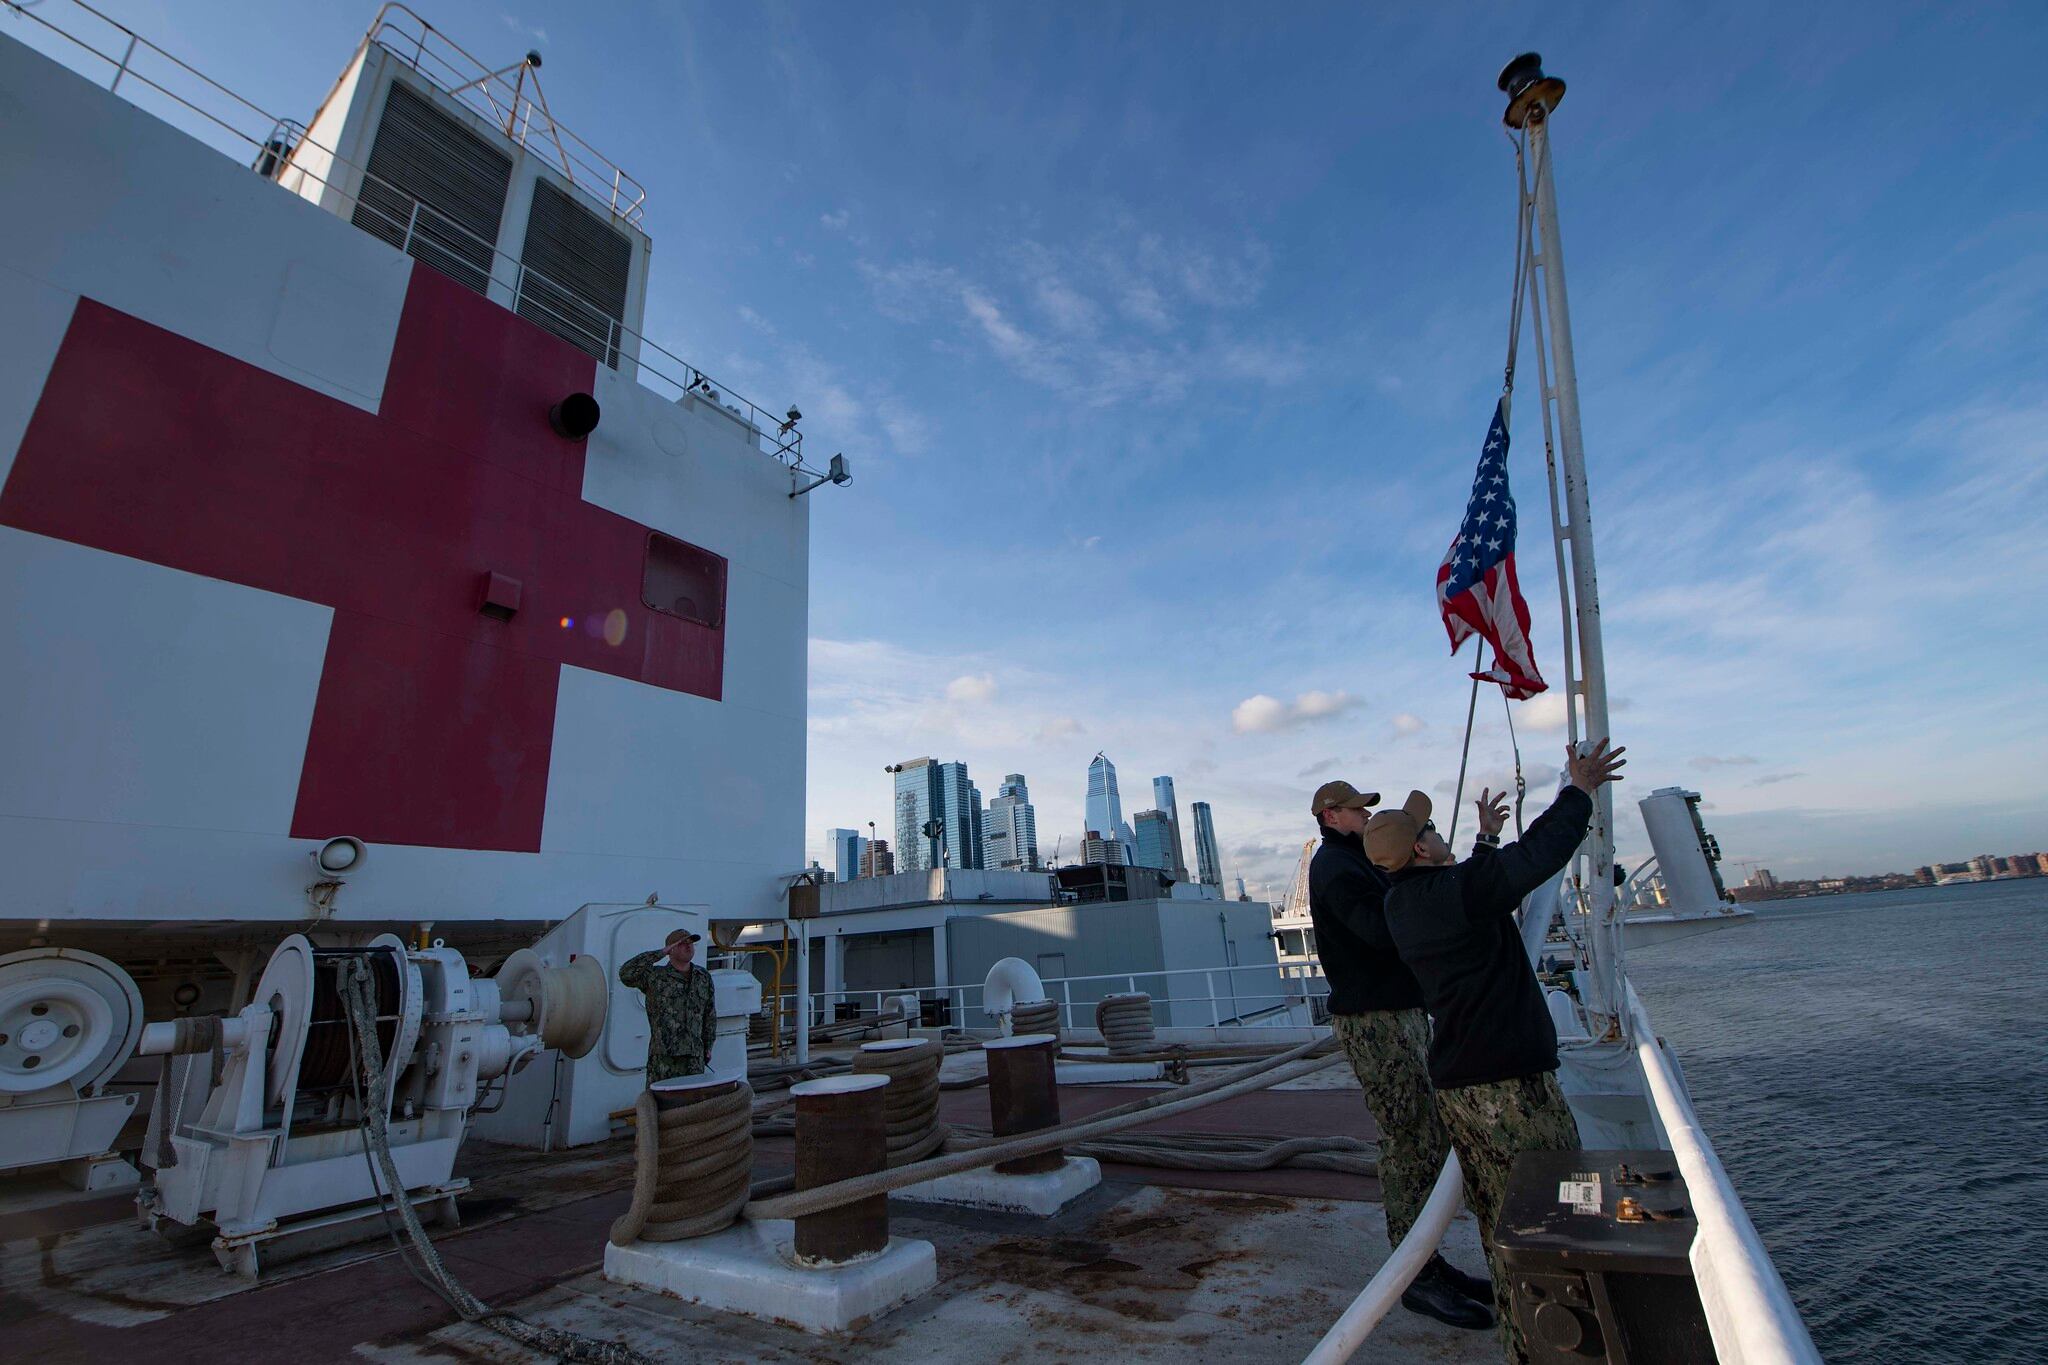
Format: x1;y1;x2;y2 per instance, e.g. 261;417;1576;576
618;927;719;1084
1373;739;1627;1364
1307;779;1495;1331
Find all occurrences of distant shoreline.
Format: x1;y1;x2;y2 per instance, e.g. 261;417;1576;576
1734;874;2044;905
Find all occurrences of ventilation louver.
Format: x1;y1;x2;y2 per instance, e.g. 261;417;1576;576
352;82;512;296
516;180;633;368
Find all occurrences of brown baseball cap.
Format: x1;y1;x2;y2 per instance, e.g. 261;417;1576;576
1310;780;1381;815
664;927;703;946
1364;790;1434;870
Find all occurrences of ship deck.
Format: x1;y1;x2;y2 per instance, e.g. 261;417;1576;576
4;1067;1499;1364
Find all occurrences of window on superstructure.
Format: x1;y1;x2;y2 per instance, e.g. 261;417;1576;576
642;533;727;628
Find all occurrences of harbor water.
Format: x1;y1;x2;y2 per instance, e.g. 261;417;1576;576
1627;879;2048;1363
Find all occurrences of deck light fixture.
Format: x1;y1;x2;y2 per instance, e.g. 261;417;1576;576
789;452;851;498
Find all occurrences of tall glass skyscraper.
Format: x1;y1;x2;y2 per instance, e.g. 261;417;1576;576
1085;753;1123;844
1191;801;1224;888
1132;810;1176;872
890;758;942;872
930;763;979;869
983;773;1039;869
1151;776;1188;880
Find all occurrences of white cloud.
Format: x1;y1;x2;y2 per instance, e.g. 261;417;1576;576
820;208;851;231
945;673;997;703
1038;716;1084;740
1232;691;1361;734
1693;754;1760;769
1392;713;1427;735
1514;693;1572;733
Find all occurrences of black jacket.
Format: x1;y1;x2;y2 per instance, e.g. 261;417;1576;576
1308;828;1425;1014
1383;786;1593;1088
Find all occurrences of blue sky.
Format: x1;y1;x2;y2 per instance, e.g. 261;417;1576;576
17;1;2047;894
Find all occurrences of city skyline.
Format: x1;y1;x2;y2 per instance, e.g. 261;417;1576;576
817;751;1244;890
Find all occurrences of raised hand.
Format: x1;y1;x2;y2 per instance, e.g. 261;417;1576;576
1566;738;1627;794
1475;787;1509;838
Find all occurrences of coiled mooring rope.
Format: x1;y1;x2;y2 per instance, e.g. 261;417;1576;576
1009;998;1060;1038
1095;993;1156;1056
851;1039;948;1166
609;1079;755;1245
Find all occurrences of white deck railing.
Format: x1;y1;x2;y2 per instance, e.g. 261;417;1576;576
1628;985;1820;1364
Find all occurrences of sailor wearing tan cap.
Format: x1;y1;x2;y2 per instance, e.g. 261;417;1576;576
1307;778;1494;1330
1367;739;1626;1365
618;926;718;1084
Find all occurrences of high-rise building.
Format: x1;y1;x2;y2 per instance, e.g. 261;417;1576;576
983;773;1040;870
890;758;942;872
1152;775;1188;880
860;838;895;877
826;828;864;883
935;761;982;870
1132;809;1177;873
970;784;985;870
1081;830;1127;866
1086;753;1124;850
1191;801;1223;888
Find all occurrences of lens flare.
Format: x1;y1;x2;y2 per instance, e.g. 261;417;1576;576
558;616;574;629
603;608;629;647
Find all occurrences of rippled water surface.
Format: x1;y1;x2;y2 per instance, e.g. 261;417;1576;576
1627;880;2048;1363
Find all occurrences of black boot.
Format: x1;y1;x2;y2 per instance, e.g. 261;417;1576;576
1401;1259;1495;1330
1429;1252;1495;1304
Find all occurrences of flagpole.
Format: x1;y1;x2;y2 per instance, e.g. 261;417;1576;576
1501;54;1624;1031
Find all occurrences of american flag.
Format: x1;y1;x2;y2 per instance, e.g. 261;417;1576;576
1436;397;1548;699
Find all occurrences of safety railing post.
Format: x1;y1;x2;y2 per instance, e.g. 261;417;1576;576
1207;970;1220;1026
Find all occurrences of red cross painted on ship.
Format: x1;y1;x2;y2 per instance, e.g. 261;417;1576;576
0;268;725;853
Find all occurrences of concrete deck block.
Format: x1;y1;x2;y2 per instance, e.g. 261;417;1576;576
603;1219;935;1335
894;1155;1101;1216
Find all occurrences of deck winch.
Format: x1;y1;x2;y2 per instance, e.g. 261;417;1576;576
0;947;147;1190
137;931;607;1276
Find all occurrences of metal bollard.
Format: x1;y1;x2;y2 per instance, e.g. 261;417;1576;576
790;1073;892;1264
984;1032;1062;1175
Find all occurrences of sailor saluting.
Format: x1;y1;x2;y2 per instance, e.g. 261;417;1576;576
618;927;719;1083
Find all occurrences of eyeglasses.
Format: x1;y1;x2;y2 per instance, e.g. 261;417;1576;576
1420;820;1437;834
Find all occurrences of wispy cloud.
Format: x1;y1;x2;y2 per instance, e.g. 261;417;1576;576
500;14;549;44
944;673;997;703
1232;690;1361;734
855;228;1303;409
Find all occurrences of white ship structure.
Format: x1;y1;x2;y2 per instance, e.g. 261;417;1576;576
0;6;1816;1361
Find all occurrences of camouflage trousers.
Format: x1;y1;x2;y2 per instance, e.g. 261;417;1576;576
1331;1009;1452;1249
1436;1071;1583;1365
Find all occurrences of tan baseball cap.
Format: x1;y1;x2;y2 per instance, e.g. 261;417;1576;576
1310;780;1381;815
1364;791;1434;870
664;927;703;946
